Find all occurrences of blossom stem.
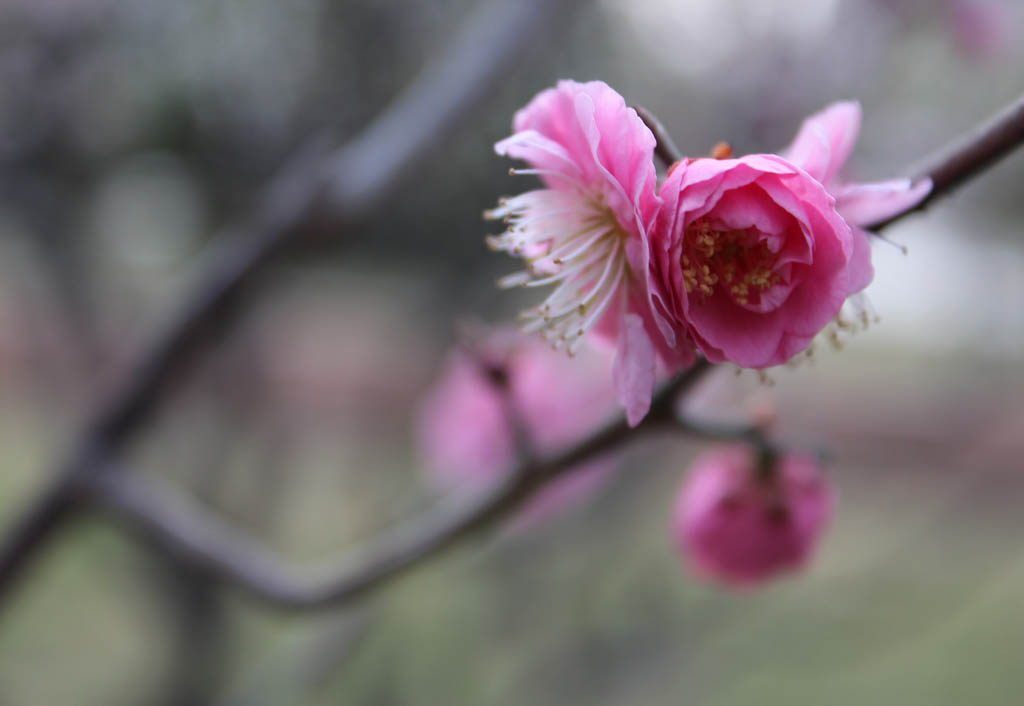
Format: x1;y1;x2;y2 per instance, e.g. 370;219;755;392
665;413;783;481
634;105;685;167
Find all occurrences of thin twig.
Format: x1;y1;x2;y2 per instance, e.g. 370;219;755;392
666;415;762;444
866;93;1024;231
635;105;685;166
0;0;590;611
84;361;712;611
454;327;538;464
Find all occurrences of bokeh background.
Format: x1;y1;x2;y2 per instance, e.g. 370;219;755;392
0;0;1022;704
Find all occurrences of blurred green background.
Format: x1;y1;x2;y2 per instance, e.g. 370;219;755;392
0;0;1022;704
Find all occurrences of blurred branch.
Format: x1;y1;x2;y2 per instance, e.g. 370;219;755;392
84;361;712;611
460;337;537;465
635;105;685;166
0;0;591;612
866;92;1024;231
669;415;763;444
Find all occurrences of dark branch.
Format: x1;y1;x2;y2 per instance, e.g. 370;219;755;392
866;93;1024;231
85;361;712;611
0;0;590;612
635;105;685;166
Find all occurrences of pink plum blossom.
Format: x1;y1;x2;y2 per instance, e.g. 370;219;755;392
486;79;694;426
415;332;617;523
673;445;833;587
650;153;866;368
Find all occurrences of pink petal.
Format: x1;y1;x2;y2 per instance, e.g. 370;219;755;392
507;80;659;236
613;313;656;427
683;169;853;368
782;101;862;185
846;227;875;294
572;82;660;235
494;129;580;187
834;177;933;227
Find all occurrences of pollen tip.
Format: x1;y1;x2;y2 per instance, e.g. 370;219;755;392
508;168;517;176
710;141;733;160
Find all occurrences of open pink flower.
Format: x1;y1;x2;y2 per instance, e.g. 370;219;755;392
487;80;693;425
650;154;863;368
782;101;933;264
673;445;833;587
415;332;617;523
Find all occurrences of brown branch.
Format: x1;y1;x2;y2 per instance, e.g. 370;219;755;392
84;361;712;611
0;0;591;612
635;105;685;166
865;93;1024;231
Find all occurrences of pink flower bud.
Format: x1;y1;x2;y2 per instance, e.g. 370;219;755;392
672;445;833;587
416;332;617;523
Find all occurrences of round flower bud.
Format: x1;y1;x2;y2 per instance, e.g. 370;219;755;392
672;445;833;587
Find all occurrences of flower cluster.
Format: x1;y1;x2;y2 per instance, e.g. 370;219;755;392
418;79;933;586
487;80;931;425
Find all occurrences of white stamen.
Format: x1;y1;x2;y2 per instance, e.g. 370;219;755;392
547;225;613;264
487;180;632;355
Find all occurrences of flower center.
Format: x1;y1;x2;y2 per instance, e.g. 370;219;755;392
486;179;629;355
682;218;780;307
